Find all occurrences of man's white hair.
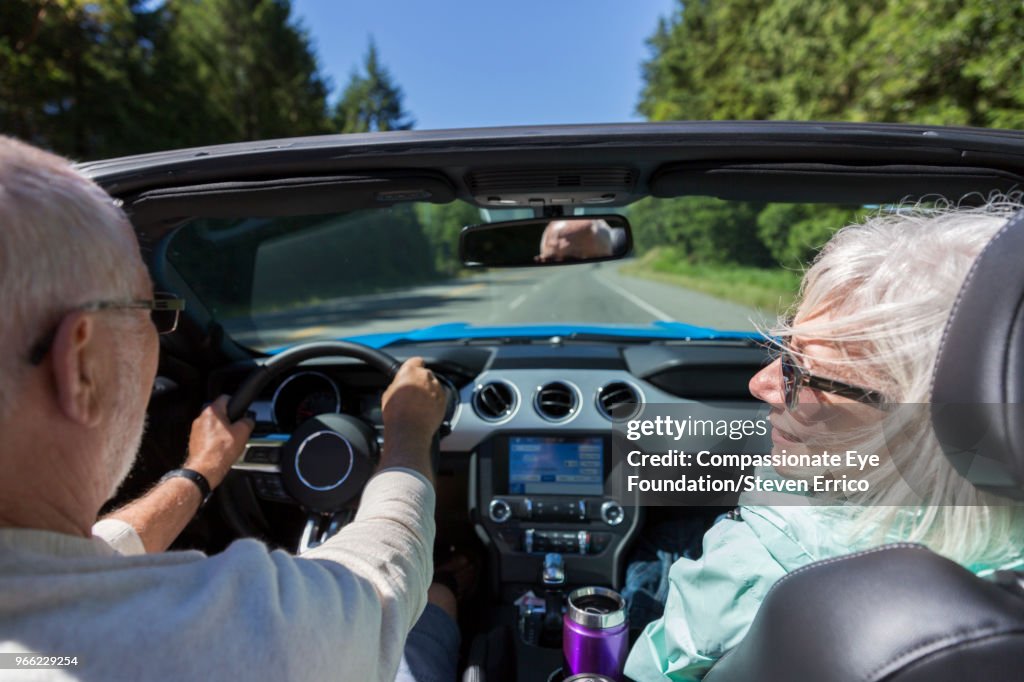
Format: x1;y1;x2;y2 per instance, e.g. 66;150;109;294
774;195;1024;568
0;136;140;419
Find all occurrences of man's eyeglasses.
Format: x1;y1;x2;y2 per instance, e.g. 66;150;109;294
779;346;885;410
28;292;185;365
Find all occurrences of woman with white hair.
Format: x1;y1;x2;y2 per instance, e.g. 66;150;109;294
623;199;1024;681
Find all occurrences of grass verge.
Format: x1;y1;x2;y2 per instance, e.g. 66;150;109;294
620;247;802;314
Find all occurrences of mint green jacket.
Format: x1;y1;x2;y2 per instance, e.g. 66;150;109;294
623;504;1024;682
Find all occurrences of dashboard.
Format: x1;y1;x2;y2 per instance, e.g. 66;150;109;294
220;339;767;587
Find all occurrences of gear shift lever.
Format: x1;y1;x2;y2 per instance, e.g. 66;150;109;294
541;553;566;646
543;553;566;586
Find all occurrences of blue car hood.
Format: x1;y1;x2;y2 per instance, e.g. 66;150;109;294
268;322;760;353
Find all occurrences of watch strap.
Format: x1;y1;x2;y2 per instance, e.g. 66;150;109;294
160;468;212;507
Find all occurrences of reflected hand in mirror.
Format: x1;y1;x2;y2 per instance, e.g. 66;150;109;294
459;213;631;268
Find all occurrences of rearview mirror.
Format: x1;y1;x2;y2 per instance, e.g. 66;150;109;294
459;215;632;268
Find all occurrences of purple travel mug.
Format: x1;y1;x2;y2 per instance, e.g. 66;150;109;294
562;587;629;681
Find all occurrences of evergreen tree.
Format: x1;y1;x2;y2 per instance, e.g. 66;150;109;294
333;39;414;133
0;0;334;158
0;1;161;158
638;0;1024;128
163;0;332;145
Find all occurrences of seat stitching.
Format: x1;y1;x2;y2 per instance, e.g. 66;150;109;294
863;626;1024;682
929;212;1022;398
767;543;928;594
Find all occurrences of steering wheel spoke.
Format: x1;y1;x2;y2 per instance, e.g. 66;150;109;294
232;436;286;474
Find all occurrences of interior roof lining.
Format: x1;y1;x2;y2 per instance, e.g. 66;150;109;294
125;159;1024;233
650;162;1024;204
86;122;1024;200
126;171;457;224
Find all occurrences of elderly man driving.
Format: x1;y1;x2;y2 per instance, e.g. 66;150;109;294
0;136;454;681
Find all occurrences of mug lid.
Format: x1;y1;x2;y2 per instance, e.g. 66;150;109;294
566;586;626;629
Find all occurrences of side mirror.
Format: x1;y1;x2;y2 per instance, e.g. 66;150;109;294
459;215;633;268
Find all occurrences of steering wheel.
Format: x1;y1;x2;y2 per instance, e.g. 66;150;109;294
224;341;452;520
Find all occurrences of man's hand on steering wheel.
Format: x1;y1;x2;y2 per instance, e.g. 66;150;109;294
380;357;448;483
185;395;255;489
220;343;453;525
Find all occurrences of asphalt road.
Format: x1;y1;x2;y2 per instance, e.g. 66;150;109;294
227;261;766;349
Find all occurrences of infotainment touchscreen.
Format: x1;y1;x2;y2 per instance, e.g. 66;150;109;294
508;436;604;496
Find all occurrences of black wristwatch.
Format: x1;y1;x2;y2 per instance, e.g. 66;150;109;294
159;468;213;508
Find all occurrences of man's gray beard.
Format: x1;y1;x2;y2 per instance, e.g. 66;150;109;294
104;412;147;502
103;356;150;502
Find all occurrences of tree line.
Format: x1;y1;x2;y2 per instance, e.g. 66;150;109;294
628;197;867;270
632;0;1024;269
0;0;413;160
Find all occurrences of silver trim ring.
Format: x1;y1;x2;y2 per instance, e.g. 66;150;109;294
566;586;626;629
488;498;512;523
471;380;521;424
595;380;645;421
600;500;624;526
533;380;583;423
295;430;354;492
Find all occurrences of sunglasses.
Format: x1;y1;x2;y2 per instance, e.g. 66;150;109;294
28;292;185;366
779;346;885;410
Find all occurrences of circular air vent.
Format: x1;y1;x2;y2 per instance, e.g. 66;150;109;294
472;381;519;422
534;381;581;422
596;381;643;420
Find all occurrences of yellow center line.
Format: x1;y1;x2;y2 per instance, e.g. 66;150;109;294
284;325;330;340
442;283;486;298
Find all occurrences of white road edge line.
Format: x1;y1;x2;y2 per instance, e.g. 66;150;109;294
595;275;674;322
509;293;527;310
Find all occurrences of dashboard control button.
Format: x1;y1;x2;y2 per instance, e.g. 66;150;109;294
522;498;534;519
521;529;592;554
589;532;612;554
600;501;625;526
531;498;588;521
577;531;590;555
246;445;281;465
489;498;512;523
250;473;290;502
497;529;521;550
266;477;287;499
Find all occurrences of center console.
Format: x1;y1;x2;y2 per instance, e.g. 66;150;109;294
471;432;641;590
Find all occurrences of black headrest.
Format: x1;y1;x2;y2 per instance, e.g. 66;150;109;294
704;544;1024;682
932;209;1024;497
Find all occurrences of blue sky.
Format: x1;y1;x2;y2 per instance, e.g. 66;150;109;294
290;0;678;130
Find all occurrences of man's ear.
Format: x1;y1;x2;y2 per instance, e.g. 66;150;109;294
50;311;103;427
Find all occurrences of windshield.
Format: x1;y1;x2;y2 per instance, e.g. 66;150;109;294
166;198;866;350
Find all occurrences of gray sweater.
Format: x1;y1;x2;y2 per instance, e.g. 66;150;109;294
0;468;435;681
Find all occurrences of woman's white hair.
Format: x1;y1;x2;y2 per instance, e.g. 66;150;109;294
0;136;141;419
774;195;1024;569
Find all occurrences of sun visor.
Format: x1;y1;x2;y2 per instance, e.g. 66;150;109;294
650;162;1024;204
125;172;457;223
